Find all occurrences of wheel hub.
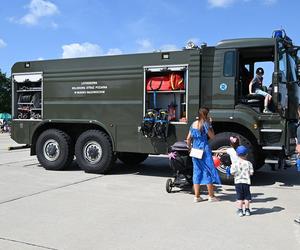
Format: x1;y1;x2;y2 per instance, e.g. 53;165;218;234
47;144;57;156
87;146;99;159
43;139;60;161
214;146;231;174
83;141;102;164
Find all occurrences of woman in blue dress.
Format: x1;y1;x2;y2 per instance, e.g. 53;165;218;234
186;107;221;202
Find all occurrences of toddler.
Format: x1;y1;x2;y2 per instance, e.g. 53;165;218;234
230;145;254;217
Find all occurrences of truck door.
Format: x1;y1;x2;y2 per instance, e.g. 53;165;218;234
277;43;288;114
276;43;299;119
212;49;237;109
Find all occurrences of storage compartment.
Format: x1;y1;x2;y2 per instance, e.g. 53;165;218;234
144;65;188;123
13;73;43;120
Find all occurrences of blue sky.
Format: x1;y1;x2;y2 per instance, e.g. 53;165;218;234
0;0;299;78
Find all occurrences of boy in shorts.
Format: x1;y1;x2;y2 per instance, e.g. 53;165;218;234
249;67;272;113
230;145;254;217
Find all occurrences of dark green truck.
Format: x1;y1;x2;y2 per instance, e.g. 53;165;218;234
11;31;300;180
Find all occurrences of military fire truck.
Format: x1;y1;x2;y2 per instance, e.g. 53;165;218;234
11;30;300;180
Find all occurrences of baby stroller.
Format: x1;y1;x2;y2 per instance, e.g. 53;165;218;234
166;141;193;193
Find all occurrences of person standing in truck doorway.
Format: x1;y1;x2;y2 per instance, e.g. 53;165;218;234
249;67;272;113
186;107;221;203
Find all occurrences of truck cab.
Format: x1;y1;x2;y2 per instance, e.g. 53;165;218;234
205;31;300;176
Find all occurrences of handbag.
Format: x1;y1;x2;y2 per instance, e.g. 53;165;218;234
189;148;203;159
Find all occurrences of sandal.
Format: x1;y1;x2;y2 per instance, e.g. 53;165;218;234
208;196;220;202
193;196;204;203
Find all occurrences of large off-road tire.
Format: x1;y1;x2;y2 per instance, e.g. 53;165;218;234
36;129;73;170
117;152;149;166
75;130;113;174
209;132;256;184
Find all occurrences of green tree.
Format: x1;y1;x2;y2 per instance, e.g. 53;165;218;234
0;70;11;113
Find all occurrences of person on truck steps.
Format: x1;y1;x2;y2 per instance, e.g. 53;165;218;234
248;67;272;113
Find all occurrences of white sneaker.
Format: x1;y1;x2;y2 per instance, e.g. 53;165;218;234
245;209;251;216
193;196;203;203
263;108;272;113
237;209;244;217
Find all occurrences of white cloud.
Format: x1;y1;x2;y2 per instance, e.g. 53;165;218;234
106;48;123;55
208;0;235;8
208;0;277;8
136;39;179;52
16;0;59;26
50;21;58;29
37;57;44;60
62;43;102;58
136;39;154;52
263;0;277;5
160;44;178;51
0;38;7;48
61;40;178;59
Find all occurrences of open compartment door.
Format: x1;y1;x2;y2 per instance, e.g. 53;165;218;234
12;72;43;120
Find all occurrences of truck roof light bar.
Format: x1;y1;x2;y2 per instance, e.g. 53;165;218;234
272;29;293;47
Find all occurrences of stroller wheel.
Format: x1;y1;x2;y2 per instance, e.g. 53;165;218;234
166;178;173;193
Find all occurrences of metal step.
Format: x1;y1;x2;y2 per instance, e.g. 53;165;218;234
262;146;282;150
264;159;279;164
260;129;282;133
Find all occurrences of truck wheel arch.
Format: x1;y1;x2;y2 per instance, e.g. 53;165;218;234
212;121;265;168
212;122;258;147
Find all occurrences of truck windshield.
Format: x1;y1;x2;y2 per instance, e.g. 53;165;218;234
288;53;297;82
278;42;297;82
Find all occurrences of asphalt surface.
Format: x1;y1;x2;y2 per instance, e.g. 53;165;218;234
0;133;300;250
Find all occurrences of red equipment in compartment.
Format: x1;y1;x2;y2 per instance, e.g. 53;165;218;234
146;73;184;91
170;73;184;90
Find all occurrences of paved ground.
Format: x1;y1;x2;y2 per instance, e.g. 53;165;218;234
0;133;300;250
